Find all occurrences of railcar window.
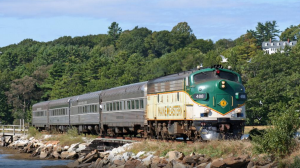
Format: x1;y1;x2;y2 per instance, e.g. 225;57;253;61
135;100;139;109
131;100;135;109
193;71;239;84
140;99;144;109
110;103;112;111
107;104;109;111
116;102;119;110
127;101;131;110
120;102;123;110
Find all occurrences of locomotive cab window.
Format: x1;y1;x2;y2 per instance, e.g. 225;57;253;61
193;71;239;84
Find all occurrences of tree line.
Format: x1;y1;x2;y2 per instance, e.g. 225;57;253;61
0;21;299;125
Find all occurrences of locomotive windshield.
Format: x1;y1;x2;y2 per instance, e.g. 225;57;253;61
193;70;239;84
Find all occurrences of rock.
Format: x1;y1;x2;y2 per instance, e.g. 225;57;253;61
142;155;153;166
205;162;211;168
260;161;278;168
224;155;250;168
114;159;126;166
52;151;60;158
173;162;187;168
40;151;48;159
122;152;133;161
63;146;69;151
197;163;208;168
167;151;185;161
61;151;69;159
247;161;254;168
75;144;86;153
182;156;197;164
124;159;142;168
66;151;77;159
151;156;160;164
211;158;226;168
68;143;79;152
136;151;145;158
56;146;62;153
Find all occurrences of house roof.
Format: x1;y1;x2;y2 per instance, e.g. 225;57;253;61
262;41;297;49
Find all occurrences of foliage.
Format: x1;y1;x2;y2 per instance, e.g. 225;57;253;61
27;126;42;139
252;106;300;157
289;156;300;168
125;140;252;158
0;20;299;127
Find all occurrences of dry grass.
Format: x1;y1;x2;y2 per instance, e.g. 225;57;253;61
244;126;270;134
126;140;253;159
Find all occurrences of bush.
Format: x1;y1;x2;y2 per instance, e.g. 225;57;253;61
28;126;42;139
289;156;300;168
252;106;300;157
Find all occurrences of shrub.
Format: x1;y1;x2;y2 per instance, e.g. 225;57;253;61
28;126;42;139
289;156;300;168
252;106;300;157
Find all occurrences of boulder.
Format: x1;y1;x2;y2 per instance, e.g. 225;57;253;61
224;155;250;168
167;151;185;161
52;151;60;158
122;152;133;161
136;151;145;158
75;144;86;153
173;162;187;168
124;159;142;168
141;155;153;166
247;161;254;168
40;151;48;159
66;151;77;159
114;159;126;166
68;143;79;152
182;156;197;164
63;146;69;151
211;158;226;168
61;151;69;159
197;163;208;168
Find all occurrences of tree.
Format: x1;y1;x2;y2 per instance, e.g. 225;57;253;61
5;76;42;122
188;39;214;54
249;21;280;44
280;24;300;41
108;22;122;43
170;22;196;51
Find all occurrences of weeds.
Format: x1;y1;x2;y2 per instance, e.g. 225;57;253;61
125;140;252;159
27;127;42;139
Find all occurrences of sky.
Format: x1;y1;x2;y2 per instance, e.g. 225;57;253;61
0;0;300;48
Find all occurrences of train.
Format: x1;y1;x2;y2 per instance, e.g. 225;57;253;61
32;65;247;140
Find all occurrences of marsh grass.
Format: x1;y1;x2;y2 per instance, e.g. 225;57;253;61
125;140;253;158
45;127;85;146
28;127;43;139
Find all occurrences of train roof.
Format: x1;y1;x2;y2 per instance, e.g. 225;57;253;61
101;81;147;96
148;71;193;84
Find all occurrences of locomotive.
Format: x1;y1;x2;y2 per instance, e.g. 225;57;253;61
32;65;247;140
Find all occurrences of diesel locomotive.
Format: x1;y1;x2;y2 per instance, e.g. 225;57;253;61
32;65;247;140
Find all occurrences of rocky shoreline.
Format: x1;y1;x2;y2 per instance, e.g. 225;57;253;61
0;135;279;168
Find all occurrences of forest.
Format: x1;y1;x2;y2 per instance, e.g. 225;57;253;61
0;21;299;126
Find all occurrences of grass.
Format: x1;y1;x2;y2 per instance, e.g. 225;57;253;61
125;140;253;159
28;127;86;146
28;126;43;139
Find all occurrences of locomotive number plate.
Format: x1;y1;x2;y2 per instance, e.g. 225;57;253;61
193;93;207;100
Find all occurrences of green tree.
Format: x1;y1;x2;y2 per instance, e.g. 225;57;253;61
170;22;196;51
280;24;300;41
108;22;122;43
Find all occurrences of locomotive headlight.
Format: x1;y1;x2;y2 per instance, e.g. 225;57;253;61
235;108;242;113
219;80;226;89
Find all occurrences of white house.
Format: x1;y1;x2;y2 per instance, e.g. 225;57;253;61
262;40;297;54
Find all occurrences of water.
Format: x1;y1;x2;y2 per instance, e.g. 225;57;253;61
0;148;72;168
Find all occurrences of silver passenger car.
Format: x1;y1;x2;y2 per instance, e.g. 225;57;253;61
100;82;147;127
48;96;75;126
32;101;50;129
70;91;101;125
